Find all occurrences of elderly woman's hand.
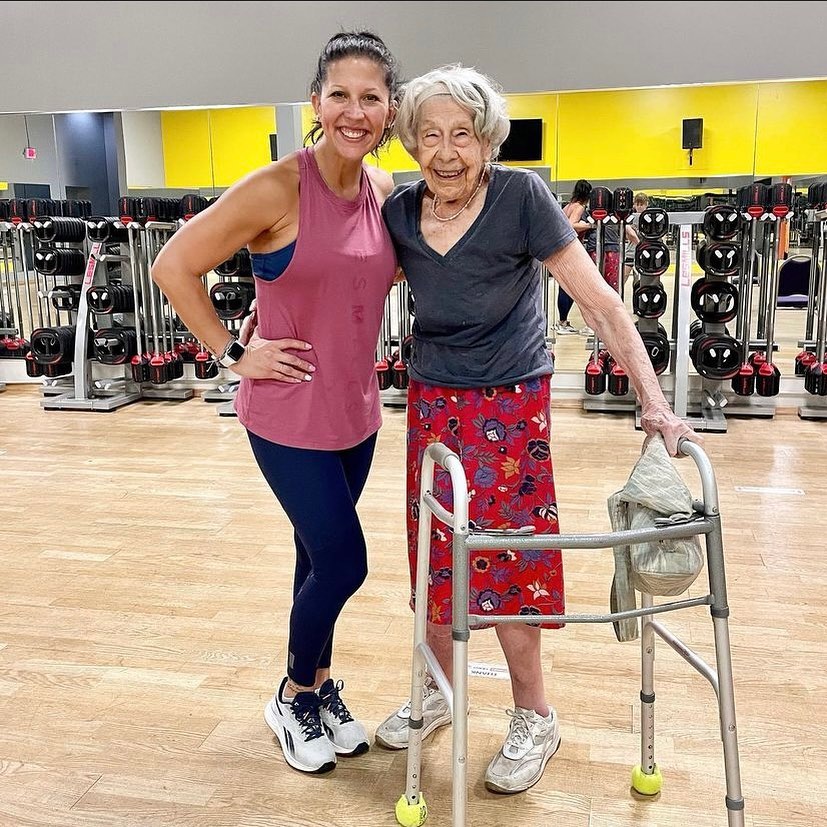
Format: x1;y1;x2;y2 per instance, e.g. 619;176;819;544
640;402;703;457
239;298;258;345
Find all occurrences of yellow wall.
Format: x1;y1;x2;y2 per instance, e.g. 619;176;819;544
210;107;276;187
158;79;827;189
162;107;277;189
755;80;827;176
161;110;213;189
368;137;419;172
557;83;759;181
504;93;557;170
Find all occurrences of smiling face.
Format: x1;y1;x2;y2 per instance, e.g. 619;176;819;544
311;56;394;162
415;95;491;207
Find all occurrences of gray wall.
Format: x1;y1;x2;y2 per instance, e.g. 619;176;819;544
53;112;120;214
3;2;827;113
121;110;165;188
0;115;60;190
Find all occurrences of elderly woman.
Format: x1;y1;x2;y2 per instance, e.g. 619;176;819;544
374;64;698;795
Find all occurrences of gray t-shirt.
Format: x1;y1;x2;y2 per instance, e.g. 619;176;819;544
382;165;576;388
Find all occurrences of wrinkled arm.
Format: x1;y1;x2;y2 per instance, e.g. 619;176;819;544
545;239;701;455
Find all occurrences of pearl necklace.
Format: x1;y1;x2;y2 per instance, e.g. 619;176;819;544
430;168;487;223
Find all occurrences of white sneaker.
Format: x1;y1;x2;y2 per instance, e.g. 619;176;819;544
555;322;577;335
318;678;369;756
374;677;452;750
484;707;561;794
264;677;337;774
578;325;595;336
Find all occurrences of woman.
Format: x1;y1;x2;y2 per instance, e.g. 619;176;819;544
557;178;592;335
374;64;697;795
151;31;400;776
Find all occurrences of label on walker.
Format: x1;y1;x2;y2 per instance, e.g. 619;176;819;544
468;662;510;680
734;485;805;496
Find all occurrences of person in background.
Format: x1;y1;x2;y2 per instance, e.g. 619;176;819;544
152;31;400;776
623;191;648;282
556;178;592;335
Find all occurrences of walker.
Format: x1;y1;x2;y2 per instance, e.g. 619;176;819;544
394;440;744;827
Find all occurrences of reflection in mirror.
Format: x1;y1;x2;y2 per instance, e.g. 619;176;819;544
123;108;217;202
3;76;826;391
549;76;827;384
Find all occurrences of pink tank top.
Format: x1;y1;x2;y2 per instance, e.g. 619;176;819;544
234;147;397;449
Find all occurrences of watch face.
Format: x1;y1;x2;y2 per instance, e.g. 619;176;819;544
227;340;246;362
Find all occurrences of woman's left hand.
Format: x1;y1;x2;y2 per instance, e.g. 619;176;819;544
640;402;703;457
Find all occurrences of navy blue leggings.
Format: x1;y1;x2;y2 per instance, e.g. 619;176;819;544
557;286;575;322
247;431;377;686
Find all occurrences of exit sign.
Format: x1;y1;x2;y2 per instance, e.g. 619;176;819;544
23;147;36;160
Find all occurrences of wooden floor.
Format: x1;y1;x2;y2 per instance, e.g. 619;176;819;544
0;384;825;827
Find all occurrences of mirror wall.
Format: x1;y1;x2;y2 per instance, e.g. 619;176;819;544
545;78;827;377
2;76;826;379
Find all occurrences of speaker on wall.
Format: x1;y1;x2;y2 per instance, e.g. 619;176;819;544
682;118;703;150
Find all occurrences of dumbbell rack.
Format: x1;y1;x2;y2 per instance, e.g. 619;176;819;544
583;210;729;431
138;221;195;403
657;207;787;431
1;221;76;396
673;212;731;432
586;205;806;432
372;280;411;409
40;240;140;411
41;221;194;411
0;221;10;391
0;224;13;392
798;208;827;419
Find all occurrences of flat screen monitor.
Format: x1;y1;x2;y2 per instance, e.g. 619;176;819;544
498;119;543;162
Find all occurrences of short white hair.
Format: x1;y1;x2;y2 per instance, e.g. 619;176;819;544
395;64;511;160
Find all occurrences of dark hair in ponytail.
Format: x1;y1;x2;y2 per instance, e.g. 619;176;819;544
304;31;400;151
572;179;592;204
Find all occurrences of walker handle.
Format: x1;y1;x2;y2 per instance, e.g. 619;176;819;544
678;439;719;516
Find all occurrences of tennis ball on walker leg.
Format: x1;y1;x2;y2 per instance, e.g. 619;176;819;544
395;793;427;826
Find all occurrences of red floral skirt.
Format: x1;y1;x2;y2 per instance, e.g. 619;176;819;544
406;376;565;628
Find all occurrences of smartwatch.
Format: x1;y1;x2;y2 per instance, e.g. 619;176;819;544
217;337;246;369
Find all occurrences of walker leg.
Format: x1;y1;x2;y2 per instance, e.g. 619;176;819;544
396;633;429;826
706;520;745;826
632;592;663;796
396;457;435;827
451;528;471;827
451;633;468;827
